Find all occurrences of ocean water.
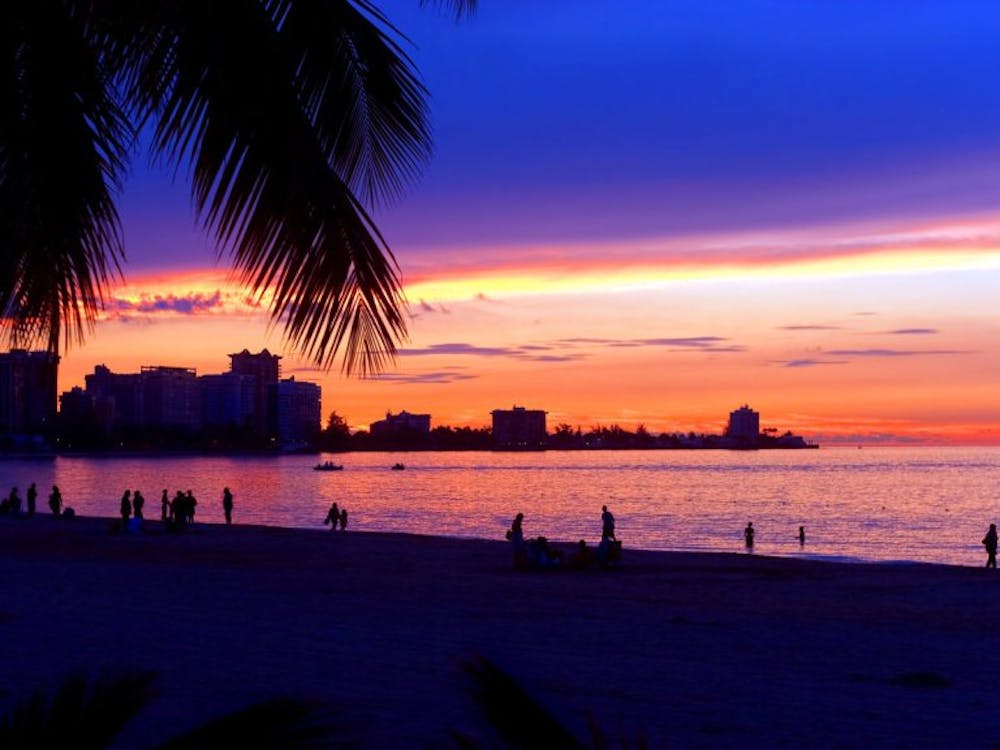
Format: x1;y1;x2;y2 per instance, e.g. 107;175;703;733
2;446;997;566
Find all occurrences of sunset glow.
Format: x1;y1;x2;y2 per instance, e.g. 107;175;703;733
54;2;1000;445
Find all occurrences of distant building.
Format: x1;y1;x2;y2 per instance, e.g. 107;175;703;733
229;348;281;440
275;377;321;448
0;349;59;442
140;366;201;430
726;404;760;447
370;410;431;437
199;372;255;429
85;365;141;430
491;405;547;450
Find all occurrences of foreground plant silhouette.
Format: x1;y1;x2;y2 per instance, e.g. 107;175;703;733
1;0;474;374
0;671;346;750
452;657;648;750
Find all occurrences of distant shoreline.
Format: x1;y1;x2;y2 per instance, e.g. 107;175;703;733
0;444;820;459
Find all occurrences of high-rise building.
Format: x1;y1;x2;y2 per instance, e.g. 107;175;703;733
140;366;201;430
229;348;281;439
199;372;255;429
0;349;59;441
275;377;321;448
370;410;431;437
726;404;760;446
85;365;142;430
491;405;547;450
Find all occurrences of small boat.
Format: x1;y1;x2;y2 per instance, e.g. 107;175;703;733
391;462;406;471
313;461;343;471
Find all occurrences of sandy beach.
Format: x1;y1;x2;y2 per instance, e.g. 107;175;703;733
2;516;1000;748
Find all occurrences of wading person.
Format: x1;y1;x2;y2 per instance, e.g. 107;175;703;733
984;523;998;569
223;487;234;525
744;521;755;551
601;505;616;541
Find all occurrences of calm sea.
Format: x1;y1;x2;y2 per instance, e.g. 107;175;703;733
2;446;997;566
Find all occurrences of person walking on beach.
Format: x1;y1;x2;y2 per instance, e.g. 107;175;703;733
744;521;755;551
120;490;132;528
983;523;998;568
601;505;616;541
222;487;234;525
798;526;805;547
324;502;340;529
26;482;37;517
49;485;62;517
161;489;170;521
339;507;348;531
133;490;145;521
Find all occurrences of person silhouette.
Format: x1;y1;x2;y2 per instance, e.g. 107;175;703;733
161;489;170;521
324;502;340;529
9;487;20;516
26;482;37;517
132;490;145;521
744;521;755;550
601;505;616;541
120;490;132;528
983;523;998;569
508;512;525;547
222;487;234;525
798;526;805;547
339;508;348;531
49;485;62;517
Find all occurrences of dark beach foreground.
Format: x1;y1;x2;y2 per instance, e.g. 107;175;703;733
1;516;999;748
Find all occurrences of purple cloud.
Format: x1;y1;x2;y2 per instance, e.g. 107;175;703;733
827;348;972;357
885;328;938;335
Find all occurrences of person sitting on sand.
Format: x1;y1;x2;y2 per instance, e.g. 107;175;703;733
26;483;37;517
339;508;348;531
120;490;132;528
133;490;145;521
568;539;593;570
601;505;616;541
223;487;234;525
744;521;755;550
984;523;998;569
49;486;62;517
324;502;340;529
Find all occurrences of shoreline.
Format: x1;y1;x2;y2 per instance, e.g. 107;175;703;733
3;516;1000;747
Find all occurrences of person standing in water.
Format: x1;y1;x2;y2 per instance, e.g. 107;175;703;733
744;521;755;551
798;526;806;547
222;487;234;525
984;523;998;569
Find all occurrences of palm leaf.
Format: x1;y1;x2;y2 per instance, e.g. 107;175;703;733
420;0;479;18
0;1;130;353
114;0;422;373
0;670;155;750
155;696;351;750
461;656;588;750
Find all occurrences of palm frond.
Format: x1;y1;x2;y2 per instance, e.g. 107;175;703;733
0;1;130;353
116;0;417;373
419;0;479;19
0;670;155;749
155;696;349;750
461;656;588;750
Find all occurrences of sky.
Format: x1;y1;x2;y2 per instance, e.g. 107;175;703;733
57;0;1000;443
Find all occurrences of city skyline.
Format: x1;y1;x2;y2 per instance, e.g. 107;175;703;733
50;3;1000;445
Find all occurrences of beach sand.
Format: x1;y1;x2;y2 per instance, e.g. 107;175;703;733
1;516;999;748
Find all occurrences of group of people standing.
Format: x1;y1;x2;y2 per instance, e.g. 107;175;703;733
0;483;67;518
116;487;235;531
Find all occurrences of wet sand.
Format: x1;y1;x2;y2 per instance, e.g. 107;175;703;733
1;515;999;748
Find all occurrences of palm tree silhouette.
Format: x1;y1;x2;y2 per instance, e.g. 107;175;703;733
0;0;475;375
